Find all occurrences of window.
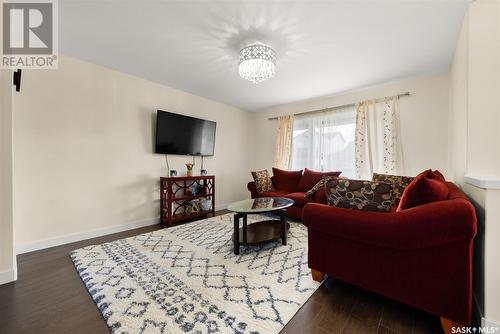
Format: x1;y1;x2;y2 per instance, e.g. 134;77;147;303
291;106;356;178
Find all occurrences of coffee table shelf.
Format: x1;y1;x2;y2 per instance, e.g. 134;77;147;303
233;220;290;245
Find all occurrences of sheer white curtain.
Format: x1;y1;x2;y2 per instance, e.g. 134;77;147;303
291;106;356;178
273;115;294;169
355;97;403;179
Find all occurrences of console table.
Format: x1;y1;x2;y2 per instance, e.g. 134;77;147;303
160;175;215;225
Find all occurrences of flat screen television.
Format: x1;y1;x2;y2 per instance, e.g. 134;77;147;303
155;110;216;156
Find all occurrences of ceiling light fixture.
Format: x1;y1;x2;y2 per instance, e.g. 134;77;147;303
238;42;276;84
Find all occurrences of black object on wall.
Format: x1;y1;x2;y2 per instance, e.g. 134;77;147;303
13;69;22;92
155;110;216;156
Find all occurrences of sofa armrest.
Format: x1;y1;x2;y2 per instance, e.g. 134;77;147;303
247;182;259;199
303;199;476;250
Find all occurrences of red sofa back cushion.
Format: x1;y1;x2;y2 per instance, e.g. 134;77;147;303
272;168;303;192
297;168;342;192
397;169;448;211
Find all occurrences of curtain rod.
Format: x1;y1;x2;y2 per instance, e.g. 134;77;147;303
267;91;411;121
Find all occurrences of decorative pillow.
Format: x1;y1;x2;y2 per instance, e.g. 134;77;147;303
304;174;350;198
251;170;274;194
372;173;414;206
324;177;393;212
397;169;448;211
272;168;303;192
305;177;327;198
431;169;446;182
298;168;342;192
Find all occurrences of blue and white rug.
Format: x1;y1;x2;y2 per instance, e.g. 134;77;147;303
70;213;321;334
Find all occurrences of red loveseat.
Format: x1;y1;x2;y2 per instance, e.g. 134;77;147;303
247;168;341;219
303;181;477;329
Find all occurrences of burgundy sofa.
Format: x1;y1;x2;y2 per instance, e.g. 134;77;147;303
303;181;477;329
247;168;341;219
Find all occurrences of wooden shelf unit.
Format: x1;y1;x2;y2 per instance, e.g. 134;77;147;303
160;175;215;224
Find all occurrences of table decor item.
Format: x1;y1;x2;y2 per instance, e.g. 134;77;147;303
191;183;199;196
186;162;194;176
200;198;212;211
186;200;200;214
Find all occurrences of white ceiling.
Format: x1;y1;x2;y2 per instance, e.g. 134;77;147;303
60;0;469;111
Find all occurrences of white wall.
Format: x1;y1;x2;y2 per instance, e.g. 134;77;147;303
13;55;252;252
0;70;16;284
448;10;469;185
448;0;500;326
250;73;450;178
466;0;500;177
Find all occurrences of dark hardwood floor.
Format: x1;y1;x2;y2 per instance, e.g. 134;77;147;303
0;211;443;334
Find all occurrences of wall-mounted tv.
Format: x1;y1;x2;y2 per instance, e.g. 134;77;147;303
155;110;216;156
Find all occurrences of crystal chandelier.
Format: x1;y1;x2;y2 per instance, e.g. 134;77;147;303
238;43;276;84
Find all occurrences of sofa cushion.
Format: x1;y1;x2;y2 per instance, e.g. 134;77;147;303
372;173;414;206
298;168;342;192
260;190;289;198
397;169;449;211
272;168;303;192
324;177;393;212
285;192;313;208
251;170;274;194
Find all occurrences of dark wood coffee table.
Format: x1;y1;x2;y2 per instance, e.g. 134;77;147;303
227;197;294;255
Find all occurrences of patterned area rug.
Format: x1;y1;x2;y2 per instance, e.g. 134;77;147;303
70;213;321;334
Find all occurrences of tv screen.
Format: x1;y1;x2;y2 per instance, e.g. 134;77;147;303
155;110;216;156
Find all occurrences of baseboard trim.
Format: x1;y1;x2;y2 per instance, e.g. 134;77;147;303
16;217;160;255
0;268;17;285
16;205;231;255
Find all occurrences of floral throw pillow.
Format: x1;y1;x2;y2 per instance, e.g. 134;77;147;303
251;170;274;194
324;177;393;212
372;173;414;206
